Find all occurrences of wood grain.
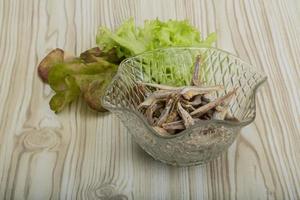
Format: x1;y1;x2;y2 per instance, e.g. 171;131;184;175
0;0;299;199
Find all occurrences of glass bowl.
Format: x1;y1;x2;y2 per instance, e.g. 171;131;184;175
102;47;267;166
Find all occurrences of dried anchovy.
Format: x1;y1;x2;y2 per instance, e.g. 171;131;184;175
177;102;195;128
137;55;239;136
191;55;202;86
181;102;196;112
155;98;174;126
189;95;202;106
165;94;180;123
202;93;216;103
191;89;237;117
180;85;223;100
145;100;164;124
138;90;174;109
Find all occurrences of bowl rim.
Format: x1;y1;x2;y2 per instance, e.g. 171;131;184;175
102;47;268;139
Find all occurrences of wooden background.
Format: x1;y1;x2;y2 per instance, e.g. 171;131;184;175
0;0;299;199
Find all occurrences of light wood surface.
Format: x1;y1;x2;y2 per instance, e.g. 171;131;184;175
0;0;299;199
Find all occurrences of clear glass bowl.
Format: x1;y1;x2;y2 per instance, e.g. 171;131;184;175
102;47;267;166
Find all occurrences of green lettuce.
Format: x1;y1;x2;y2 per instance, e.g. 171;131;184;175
39;48;119;113
96;18;216;86
97;18;216;58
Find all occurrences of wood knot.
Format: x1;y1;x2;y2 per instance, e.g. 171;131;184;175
95;184;128;200
21;128;61;151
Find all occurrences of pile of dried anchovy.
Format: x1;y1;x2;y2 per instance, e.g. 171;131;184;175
138;56;238;136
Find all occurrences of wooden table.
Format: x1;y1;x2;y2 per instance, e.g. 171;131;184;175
0;0;299;199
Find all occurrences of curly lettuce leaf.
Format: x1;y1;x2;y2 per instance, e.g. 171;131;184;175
96;19;217;86
49;75;80;113
42;48;118;113
97;18;216;57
